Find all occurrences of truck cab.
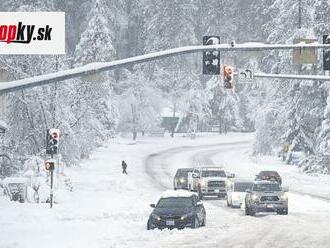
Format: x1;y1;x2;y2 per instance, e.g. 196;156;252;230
188;166;234;199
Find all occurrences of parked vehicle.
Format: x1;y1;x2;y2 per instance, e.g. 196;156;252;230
255;170;282;185
226;180;253;208
188;166;234;199
173;168;193;190
147;190;206;230
245;181;288;216
2;177;29;203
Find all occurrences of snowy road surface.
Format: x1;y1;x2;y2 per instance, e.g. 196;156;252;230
1;133;330;248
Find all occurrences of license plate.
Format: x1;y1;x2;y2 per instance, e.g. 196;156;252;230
214;189;220;193
267;204;273;208
166;220;175;226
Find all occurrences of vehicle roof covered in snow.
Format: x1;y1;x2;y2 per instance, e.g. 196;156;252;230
198;166;224;170
254;180;279;185
160;190;197;198
230;178;253;183
2;177;28;185
176;168;194;172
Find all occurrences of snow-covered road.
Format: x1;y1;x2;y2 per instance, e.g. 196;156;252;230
144;140;330;248
1;133;330;248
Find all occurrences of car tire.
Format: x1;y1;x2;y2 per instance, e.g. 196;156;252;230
201;212;206;226
279;208;288;215
147;220;154;230
193;217;200;229
245;205;250;216
197;186;203;200
249;207;256;216
147;221;151;230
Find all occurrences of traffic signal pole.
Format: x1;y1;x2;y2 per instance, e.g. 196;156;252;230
1;43;330;94
50;155;54;209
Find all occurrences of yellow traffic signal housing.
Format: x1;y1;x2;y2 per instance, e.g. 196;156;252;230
224;65;234;89
45;161;55;171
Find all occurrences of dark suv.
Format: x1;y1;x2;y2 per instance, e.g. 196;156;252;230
147;190;206;230
173;168;193;190
255;171;282;185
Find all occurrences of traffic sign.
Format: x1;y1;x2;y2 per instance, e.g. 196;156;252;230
293;38;317;64
238;69;254;82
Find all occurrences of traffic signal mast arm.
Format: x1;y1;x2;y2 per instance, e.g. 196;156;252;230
1;42;330;94
254;73;330;81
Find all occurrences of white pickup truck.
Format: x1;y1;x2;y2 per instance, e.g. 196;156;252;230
188;166;234;199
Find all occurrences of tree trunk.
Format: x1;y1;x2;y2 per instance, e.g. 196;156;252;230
171;103;176;138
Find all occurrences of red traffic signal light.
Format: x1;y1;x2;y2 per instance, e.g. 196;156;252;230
46;128;60;155
45;160;55;171
203;36;220;75
223;65;234;89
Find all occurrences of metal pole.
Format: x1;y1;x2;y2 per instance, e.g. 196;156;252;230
298;0;302;29
2;43;330;95
50;153;53;208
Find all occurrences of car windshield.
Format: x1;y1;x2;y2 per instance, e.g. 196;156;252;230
234;183;253;192
201;170;226;177
157;197;193;208
176;170;191;177
260;171;279;177
253;183;281;192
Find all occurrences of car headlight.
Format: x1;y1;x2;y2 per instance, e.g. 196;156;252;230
251;194;259;202
179;177;185;183
200;180;207;187
180;213;193;220
280;192;288;200
151;213;161;221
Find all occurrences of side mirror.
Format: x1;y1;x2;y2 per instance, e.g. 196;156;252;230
245;189;251;193
150;204;156;208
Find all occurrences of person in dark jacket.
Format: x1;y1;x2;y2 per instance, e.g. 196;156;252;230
122;160;128;174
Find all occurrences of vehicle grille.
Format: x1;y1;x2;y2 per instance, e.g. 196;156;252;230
260;196;279;202
160;215;181;220
208;181;225;188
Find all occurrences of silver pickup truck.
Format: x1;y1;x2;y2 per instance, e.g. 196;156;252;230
245;181;288;216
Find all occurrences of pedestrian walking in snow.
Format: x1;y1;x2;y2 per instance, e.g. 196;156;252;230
122;160;128;174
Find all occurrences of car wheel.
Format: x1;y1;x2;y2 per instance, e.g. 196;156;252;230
197;186;203;200
245;205;250;216
193;217;200;229
279;208;288;215
201;213;206;226
249;207;256;216
147;220;153;230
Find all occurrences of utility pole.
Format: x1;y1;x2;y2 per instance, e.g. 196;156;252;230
52;56;58;127
298;0;302;29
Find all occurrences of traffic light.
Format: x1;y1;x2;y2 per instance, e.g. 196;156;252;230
46;128;60;155
223;65;234;89
45;160;55;171
203;36;220;75
323;35;330;70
